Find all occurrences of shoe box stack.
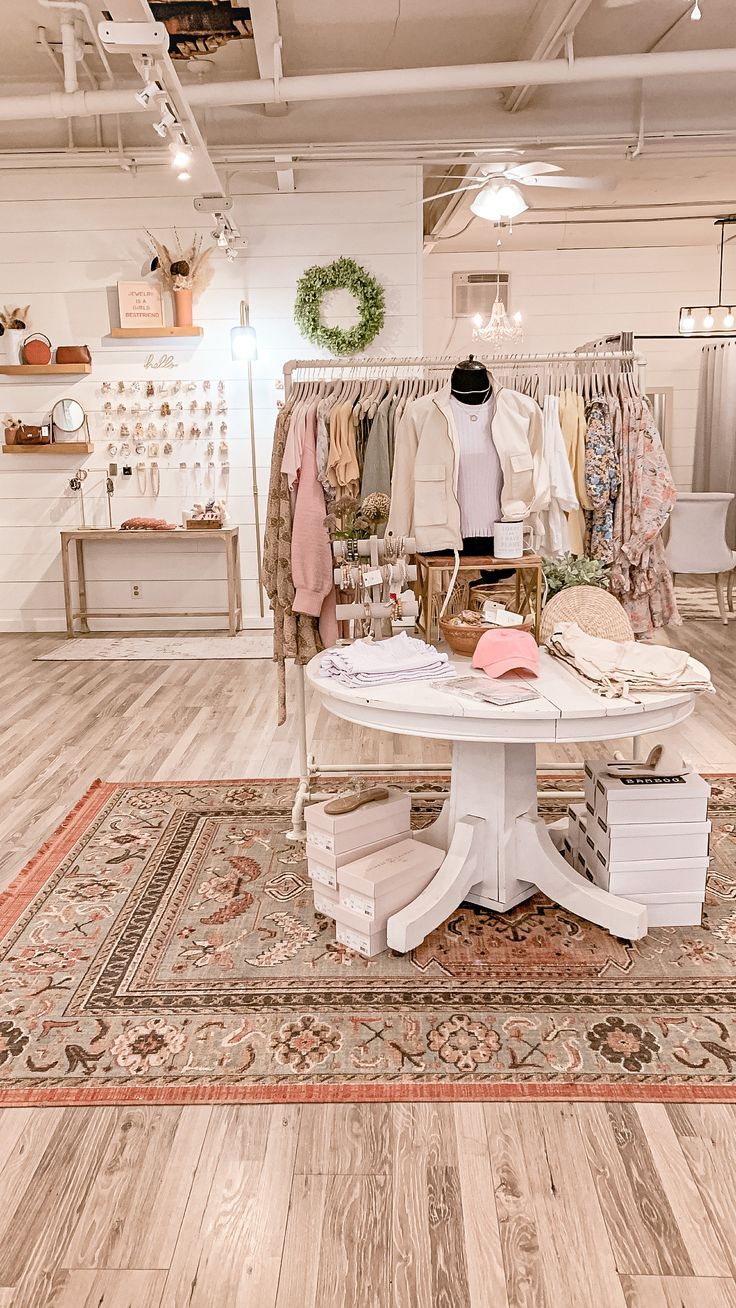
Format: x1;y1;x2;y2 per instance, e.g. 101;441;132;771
305;789;443;956
565;761;711;926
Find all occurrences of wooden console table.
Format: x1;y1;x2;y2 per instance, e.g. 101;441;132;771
59;528;243;637
416;550;544;642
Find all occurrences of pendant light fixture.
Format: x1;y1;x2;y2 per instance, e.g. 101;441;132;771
679;216;736;336
473;239;523;349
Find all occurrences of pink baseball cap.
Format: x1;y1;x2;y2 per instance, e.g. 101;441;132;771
472;628;539;678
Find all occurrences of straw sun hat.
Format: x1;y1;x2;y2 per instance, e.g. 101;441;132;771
539;585;634;645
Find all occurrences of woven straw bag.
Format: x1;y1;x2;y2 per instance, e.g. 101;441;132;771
539;585;634;645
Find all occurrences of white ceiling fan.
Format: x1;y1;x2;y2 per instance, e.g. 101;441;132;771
424;160;611;221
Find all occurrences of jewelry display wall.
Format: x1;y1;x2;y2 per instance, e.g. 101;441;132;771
98;377;230;501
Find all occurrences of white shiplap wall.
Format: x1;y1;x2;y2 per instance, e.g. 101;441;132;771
0;164;422;631
424;244;720;490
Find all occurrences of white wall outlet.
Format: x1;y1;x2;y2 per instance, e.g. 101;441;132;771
131;583;142;599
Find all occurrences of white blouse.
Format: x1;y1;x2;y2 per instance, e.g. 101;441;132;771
450;393;503;539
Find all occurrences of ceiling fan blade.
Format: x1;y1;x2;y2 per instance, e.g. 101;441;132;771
522;174;612;190
421;182;484;204
508;161;563;179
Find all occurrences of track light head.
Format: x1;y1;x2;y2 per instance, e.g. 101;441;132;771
135;79;162;108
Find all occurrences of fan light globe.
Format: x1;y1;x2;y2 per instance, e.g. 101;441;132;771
470;182;528;222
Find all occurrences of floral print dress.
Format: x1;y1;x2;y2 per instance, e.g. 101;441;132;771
584;398;619;565
610;396;680;637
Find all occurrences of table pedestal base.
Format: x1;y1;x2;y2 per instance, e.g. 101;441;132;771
386;739;647;953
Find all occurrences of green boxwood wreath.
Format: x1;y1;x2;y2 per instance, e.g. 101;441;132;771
294;257;385;355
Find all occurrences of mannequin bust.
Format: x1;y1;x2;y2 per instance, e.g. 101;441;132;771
450;355;492;405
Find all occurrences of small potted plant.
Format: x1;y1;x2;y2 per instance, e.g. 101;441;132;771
145;232;214;327
0;305;30;363
542;552;610;601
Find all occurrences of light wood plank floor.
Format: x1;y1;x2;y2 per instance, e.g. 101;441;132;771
0;614;735;1306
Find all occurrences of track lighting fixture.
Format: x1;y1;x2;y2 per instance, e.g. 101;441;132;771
135;79;162;108
152;104;176;137
169;140;192;172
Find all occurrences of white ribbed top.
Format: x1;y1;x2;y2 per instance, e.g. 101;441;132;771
450;394;502;538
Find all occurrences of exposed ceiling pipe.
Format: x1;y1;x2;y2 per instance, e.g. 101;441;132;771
59;15;80;94
37;0;115;84
0;46;735;122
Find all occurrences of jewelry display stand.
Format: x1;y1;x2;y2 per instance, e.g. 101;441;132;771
333;535;418;636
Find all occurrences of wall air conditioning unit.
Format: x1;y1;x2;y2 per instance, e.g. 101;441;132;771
453;271;509;319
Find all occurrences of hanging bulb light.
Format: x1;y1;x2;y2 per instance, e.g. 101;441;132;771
703;309;715;329
724;308;735;329
690;0;702;19
680;309;695;333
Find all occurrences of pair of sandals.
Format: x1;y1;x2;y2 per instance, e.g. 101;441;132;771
606;743;690;779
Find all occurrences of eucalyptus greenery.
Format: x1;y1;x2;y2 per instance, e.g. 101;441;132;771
294;257;385;355
542;552;610;599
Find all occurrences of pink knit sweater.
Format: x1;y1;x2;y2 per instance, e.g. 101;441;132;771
291;405;337;646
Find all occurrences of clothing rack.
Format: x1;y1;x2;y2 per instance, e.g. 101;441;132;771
282;349;648;839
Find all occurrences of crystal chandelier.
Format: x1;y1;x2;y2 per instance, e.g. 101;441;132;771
473;239;523;349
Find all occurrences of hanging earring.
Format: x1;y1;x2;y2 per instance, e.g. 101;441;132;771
163;441;173;455
117;403;126;416
189;399;197;413
131;380;140;394
217;380;224;394
204;401;212;416
136;462;147;494
119;423;130;439
161;402;170;417
172;380;181;394
203;379;211;392
191;424;201;438
103;401;113;416
204;421;213;439
176;421;185;439
117;381;125;394
206;440;214;457
220;421;228;438
146;422;156;438
216;399;227;415
101;380;112;395
150;461;160;496
219;439;228;458
146;381;155;397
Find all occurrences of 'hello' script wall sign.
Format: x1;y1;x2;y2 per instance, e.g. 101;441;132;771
144;354;178;370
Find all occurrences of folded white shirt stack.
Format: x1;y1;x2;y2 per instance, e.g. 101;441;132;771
320;632;454;687
546;621;712;697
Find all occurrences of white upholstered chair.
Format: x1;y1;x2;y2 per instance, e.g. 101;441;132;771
665;492;736;624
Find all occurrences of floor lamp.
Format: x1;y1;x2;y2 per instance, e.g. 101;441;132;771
231;300;264;619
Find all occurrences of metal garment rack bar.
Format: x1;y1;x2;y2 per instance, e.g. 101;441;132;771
282;349;647;839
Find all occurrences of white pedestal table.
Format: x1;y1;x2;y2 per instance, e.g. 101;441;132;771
306;650;696;950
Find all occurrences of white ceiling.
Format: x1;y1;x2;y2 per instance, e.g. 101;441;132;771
0;0;734;249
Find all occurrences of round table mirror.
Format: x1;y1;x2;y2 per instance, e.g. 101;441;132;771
52;397;86;432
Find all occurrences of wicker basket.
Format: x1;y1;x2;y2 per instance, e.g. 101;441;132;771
439;617;492;656
539;585;634;645
440;613;533;655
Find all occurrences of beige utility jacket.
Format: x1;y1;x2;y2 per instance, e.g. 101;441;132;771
386;385;550;552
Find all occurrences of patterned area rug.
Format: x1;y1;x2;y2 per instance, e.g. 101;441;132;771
2;776;736;1105
37;634;272;661
675;587;732;621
